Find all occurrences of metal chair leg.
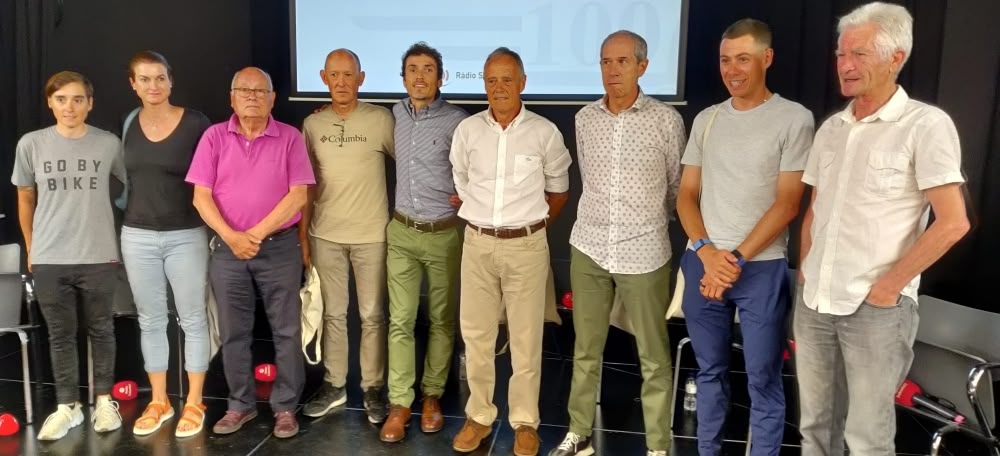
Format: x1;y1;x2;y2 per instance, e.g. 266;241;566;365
669;337;691;429
17;330;33;424
87;337;94;405
176;314;185;399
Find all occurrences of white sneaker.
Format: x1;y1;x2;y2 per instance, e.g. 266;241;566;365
646;450;668;456
37;403;84;441
92;395;122;432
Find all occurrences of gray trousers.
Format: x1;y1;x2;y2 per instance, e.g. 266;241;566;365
211;228;304;413
793;289;918;456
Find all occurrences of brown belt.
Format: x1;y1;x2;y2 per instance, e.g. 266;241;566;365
392;211;459;233
467;220;547;239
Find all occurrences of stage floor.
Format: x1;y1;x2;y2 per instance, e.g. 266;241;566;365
0;315;984;455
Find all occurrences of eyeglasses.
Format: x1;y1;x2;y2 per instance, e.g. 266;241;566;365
232;87;272;98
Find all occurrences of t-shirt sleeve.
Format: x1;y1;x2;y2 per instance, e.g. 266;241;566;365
185;127;218;188
383;111;396;159
111;140;127;183
11;136;36;187
301;118;320;172
914;111;964;190
779;108;815;172
287;129;316;186
681;110;707;167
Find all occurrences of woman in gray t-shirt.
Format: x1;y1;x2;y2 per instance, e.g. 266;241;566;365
12;71;126;440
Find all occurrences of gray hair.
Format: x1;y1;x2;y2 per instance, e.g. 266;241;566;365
484;47;524;76
601;30;648;62
838;2;913;70
327;48;362;72
230;67;273;91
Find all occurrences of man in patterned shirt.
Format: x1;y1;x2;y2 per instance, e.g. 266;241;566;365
379;42;468;443
549;30;684;456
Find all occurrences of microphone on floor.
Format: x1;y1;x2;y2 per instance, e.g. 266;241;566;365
895;379;965;424
255;363;277;383
112;380;138;401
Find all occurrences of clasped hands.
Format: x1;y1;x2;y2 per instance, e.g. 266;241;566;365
697;247;741;301
223;229;263;260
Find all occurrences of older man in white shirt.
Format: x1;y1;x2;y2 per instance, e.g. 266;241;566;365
449;47;572;456
796;3;970;455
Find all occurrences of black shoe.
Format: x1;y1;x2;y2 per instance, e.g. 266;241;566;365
363;387;388;424
548;432;594;456
303;383;346;417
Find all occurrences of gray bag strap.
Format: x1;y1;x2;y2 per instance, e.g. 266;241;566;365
122;107;141;143
702;104;722;149
114;107;141;210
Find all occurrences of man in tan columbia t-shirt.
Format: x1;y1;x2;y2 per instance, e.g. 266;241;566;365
300;48;395;424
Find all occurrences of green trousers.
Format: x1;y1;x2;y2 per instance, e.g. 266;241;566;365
386;219;461;406
567;246;674;451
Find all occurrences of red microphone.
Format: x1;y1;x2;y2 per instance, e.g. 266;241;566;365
895;379;965;424
255;363;277;383
0;413;19;436
561;291;574;309
112;380;138;401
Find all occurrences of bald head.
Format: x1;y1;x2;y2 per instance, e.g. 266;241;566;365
231;67;273;91
321;49;365;107
326;49;362;73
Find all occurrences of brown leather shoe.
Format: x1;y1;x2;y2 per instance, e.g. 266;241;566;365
452;418;491;453
420;396;443;433
272;411;299;439
212;409;258;435
513;426;539;456
379;405;411;443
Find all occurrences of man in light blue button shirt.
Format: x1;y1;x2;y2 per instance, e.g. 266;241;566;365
379;42;469;443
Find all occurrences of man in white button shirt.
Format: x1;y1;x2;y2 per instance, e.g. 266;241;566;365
796;3;970;455
549;30;684;456
449;47;572;456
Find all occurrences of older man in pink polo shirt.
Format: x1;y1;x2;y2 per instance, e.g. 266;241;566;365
185;67;315;439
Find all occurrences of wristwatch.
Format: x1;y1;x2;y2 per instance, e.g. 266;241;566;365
731;249;746;267
692;238;712;252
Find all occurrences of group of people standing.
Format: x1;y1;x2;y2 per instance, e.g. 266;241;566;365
12;2;969;456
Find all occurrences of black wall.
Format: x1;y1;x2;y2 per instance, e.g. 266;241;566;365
2;0;998;310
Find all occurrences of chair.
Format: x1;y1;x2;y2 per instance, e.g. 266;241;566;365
0;272;34;423
908;295;1000;455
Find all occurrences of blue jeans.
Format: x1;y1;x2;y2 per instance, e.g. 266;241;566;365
121;225;210;373
680;250;790;456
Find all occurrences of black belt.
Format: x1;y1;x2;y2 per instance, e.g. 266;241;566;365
269;224;298;238
393;211;459;233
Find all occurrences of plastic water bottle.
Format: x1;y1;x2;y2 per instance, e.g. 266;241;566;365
683;376;697;412
458;351;467;382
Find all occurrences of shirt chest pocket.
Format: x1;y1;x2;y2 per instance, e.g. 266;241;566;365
513;154;542;185
864;149;915;197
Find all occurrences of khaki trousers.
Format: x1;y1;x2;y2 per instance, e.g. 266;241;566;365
460;226;549;429
311;236;387;390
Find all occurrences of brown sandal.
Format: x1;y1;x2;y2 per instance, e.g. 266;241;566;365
175;403;207;438
133;401;174;436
